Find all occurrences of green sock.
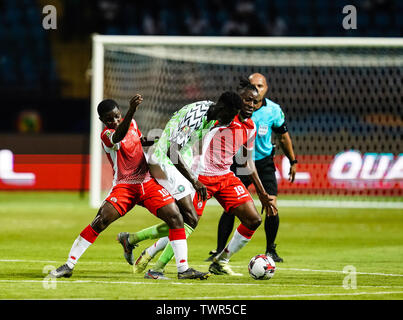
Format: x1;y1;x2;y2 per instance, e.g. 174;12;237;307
129;222;169;245
153;223;194;272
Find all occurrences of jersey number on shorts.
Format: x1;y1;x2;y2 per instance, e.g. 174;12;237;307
158;189;170;197
234;186;246;196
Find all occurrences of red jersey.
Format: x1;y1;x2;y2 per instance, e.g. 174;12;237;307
101;119;151;185
194;115;256;176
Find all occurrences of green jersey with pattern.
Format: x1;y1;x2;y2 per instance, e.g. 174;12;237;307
152;100;216;169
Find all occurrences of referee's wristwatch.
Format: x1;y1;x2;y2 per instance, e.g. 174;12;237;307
290;159;298;166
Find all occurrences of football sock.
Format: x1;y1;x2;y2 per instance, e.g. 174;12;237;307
153;224;194;273
218;224;255;262
216;211;235;253
146;237;169;258
66;224;99;269
168;227;189;273
128;222;169;245
265;214;279;252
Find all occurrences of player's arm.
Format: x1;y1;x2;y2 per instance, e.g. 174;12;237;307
140;136;156;147
243;147;278;215
167;141;207;201
112;94;143;144
274;124;297;183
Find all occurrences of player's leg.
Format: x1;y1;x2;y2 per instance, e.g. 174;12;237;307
145;194;198;270
141;179;209;279
265;196;283;262
206;163;252;262
154;202;208;279
208;174;261;276
122;201;196;269
176;194;199;229
257;157;283;262
117;221;170;265
124;185;197;247
132;166;208;276
132;237;169;274
205;211;235;262
118;221;169;251
144;222;195;279
210;200;261;276
49;201;122;278
121;165;198;266
143;187;211;278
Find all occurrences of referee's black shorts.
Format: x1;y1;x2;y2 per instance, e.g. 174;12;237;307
230;155;278;196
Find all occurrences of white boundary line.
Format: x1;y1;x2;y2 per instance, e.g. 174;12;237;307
1;280;402;300
1;279;402;290
1;259;403;278
180;291;403;300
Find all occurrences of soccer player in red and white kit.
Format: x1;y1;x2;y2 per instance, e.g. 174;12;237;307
125;84;277;277
192;81;277;275
49;95;209;280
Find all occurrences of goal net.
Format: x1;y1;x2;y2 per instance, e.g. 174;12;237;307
90;36;403;208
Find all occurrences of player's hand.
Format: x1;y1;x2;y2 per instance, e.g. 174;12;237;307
289;163;296;183
129;94;143;112
258;192;278;216
193;180;207;202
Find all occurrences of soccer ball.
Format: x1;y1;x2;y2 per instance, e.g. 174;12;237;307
248;254;276;280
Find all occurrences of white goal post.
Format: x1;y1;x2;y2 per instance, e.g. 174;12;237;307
90;35;403;209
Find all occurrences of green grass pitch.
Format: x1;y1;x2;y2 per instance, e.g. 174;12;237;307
0;191;402;300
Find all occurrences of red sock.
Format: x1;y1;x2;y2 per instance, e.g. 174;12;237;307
168;228;186;241
80;225;99;243
236;224;255;239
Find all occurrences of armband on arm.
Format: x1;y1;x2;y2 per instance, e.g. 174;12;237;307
273;122;288;134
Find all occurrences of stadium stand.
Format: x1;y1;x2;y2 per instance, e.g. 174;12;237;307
0;0;401;133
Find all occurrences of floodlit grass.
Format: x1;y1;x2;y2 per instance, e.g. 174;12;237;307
0;191;402;300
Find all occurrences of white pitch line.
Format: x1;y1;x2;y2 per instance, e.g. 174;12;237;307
277;267;403;277
193;265;403;278
2;277;403;300
1;279;402;291
1;259;403;278
0;259;59;264
180;291;403;300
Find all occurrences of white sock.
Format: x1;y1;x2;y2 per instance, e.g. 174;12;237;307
219;229;251;262
170;239;189;273
146;237;169;258
66;235;92;269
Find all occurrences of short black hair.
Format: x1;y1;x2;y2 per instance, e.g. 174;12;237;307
97;99;119;117
237;77;258;93
217;91;243;111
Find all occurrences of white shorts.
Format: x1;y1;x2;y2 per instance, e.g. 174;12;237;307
148;153;194;201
